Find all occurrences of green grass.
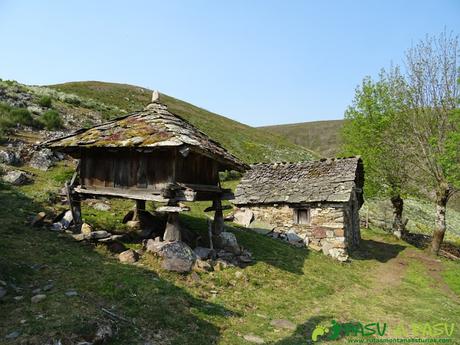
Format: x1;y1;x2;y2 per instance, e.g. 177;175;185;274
260;119;344;158
0;163;459;344
50;81;317;163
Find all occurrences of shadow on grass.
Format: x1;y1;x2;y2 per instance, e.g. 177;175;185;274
270;315;349;344
350;239;406;263
181;213;310;275
0;183;237;344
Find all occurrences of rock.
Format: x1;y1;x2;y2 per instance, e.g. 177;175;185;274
234;209;254;227
213;258;232;271
243;334;265;344
126;220;140;229
119;249;139;263
3;170;31;185
31;212;47;227
92;202;111;211
29;148;58;171
0;149;20;165
94;324;113;344
193;258;213;272
238;253;253;264
107;242;127;254
65;290;78;297
216;250;235;261
215;232;241;255
156;241;196;273
0;287;6;299
235;271;244;279
13;296;23;301
81;222;93;235
60;210;73;229
71;233;86;241
43;283;54;291
90;231;110;239
32;288;42;294
31;294;46;303
190;272;201;283
194;246;212;260
145;238;167;253
5;331;20;339
270;319;296;331
286;230;303;243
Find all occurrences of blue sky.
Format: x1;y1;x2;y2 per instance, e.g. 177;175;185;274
0;1;459;126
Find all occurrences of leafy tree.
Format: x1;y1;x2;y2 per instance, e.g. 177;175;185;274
342;68;409;237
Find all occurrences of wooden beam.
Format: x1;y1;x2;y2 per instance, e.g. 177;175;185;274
74;186;170;202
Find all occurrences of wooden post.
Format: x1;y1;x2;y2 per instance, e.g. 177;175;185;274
212;199;224;236
65;181;82;232
163;212;182;241
133;200;146;221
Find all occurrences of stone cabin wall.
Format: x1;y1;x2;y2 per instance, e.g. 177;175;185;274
238;193;361;261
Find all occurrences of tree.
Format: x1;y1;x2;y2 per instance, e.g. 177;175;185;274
402;31;459;254
342;68;410;237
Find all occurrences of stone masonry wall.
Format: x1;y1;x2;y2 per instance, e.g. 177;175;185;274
240;204;350;261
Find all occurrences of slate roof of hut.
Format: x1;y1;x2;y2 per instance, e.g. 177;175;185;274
43;101;248;171
234;157;364;205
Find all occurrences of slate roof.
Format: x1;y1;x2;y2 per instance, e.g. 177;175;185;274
234;157;364;205
43;102;248;171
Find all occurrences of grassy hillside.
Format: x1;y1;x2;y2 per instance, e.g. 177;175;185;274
50;81;317;163
0;161;459;344
260;119;344;158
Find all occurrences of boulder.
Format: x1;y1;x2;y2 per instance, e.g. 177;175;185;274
243;334;265;344
233;209;254;227
52;210;73;230
193;258;213;272
286;229;303;243
89;231;111;240
156;241;196;273
29;148;58;171
81;223;93;235
119;249;139;263
2;170;31;185
214;232;241;255
0;149;20;165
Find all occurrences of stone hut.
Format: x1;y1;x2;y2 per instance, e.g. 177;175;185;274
234;157;364;261
43;92;248;241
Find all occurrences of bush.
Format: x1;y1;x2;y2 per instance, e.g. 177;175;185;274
40;110;63;130
9;108;36;127
219;170;242;181
38;96;52;108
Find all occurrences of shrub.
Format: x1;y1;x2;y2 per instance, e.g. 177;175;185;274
40;110;63;130
9;108;36;127
219;170;242;181
38;96;52;108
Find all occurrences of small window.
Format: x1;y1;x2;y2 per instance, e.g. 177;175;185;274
294;208;310;225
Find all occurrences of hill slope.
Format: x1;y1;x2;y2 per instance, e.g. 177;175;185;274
260;119;344;158
50;81;317;163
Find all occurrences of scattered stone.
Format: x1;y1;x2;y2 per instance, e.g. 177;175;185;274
286;230;303;244
64;290;78;297
81;222;93;235
243;334;264;344
94;324;113;344
60;210;73;229
3;170;31;185
5;331;20;339
193;258;213;272
193;246;212;260
156;241;196;273
238;253;253;264
14;296;23;301
215;232;241;255
213;258;232;271
31;294;46;303
234;271;243;279
43;283;54;292
0;149;20;165
270;319;296;331
71;233;86;241
190;272;201;283
118;249;139;263
234;209;254;227
0;287;6;299
32;288;41;294
92;202;111;211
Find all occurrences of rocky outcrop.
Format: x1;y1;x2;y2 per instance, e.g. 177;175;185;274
2;170;32;185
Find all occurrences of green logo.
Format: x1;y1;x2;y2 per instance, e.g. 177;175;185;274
311;324;329;341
